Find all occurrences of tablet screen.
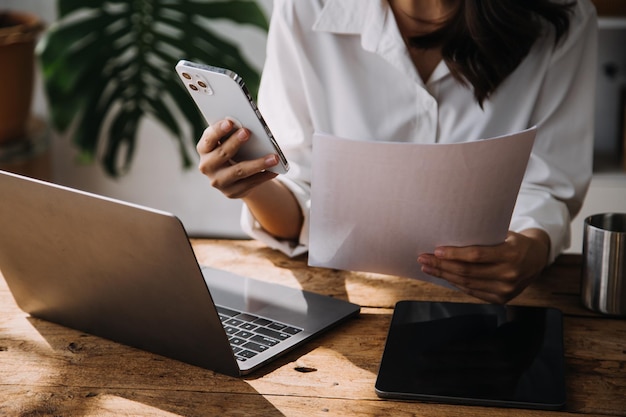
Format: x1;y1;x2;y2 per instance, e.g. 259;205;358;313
375;301;566;410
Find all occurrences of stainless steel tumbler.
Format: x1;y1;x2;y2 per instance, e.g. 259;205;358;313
581;213;626;316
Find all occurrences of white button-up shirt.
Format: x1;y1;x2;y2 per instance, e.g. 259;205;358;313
242;0;597;263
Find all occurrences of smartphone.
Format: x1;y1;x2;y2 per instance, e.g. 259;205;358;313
175;60;289;174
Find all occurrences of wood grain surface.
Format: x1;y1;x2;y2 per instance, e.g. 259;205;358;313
1;239;624;417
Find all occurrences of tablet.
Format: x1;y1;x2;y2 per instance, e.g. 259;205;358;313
375;301;566;410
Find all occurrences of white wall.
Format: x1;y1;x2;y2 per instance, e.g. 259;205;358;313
1;0;272;238
4;0;625;249
568;173;626;253
567;18;626;253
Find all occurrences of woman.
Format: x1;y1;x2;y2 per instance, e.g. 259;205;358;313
196;0;597;304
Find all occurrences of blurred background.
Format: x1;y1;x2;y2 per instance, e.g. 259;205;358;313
0;0;272;238
0;0;624;252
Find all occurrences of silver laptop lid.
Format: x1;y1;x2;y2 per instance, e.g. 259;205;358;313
0;170;239;375
0;170;360;376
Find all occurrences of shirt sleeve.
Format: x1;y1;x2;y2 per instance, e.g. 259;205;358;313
240;0;316;257
240;175;310;257
511;0;597;263
243;0;598;263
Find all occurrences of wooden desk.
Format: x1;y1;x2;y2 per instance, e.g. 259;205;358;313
1;239;624;416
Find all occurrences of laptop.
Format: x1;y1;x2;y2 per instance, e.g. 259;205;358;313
375;301;566;410
0;170;360;376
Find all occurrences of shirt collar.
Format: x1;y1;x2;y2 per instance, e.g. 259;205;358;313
312;0;449;85
312;0;389;53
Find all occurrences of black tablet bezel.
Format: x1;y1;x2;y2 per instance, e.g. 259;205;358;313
375;301;566;410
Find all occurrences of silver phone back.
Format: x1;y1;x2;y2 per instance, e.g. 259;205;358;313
176;60;289;174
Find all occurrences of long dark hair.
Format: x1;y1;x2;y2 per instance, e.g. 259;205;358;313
408;0;576;105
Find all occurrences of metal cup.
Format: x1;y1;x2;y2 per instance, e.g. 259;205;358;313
581;213;626;316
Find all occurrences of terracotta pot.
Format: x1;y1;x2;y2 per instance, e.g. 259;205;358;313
0;11;44;145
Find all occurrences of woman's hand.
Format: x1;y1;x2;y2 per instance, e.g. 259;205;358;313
196;118;303;240
196;118;280;199
417;229;551;304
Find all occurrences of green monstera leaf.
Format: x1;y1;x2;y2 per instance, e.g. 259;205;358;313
38;0;268;177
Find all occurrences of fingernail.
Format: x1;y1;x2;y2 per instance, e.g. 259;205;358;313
418;255;430;266
221;120;232;132
237;129;249;141
434;248;445;257
265;154;278;166
421;265;436;276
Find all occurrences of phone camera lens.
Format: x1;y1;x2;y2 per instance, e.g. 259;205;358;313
182;72;191;80
189;84;198;91
197;81;207;88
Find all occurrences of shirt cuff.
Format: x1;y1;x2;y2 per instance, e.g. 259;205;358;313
240;176;311;258
510;189;571;265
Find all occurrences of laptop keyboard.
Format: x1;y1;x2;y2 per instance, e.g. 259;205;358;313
217;305;303;362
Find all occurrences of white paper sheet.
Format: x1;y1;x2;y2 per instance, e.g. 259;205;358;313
308;127;537;287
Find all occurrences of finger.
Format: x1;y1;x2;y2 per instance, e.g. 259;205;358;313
198;127;251;177
210;127;251;166
221;171;278;199
420;263;514;304
212;170;277;200
418;254;505;281
196;119;234;155
210;155;279;191
419;259;519;302
433;242;511;264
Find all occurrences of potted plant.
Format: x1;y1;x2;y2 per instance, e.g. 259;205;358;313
37;0;268;177
0;10;44;145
